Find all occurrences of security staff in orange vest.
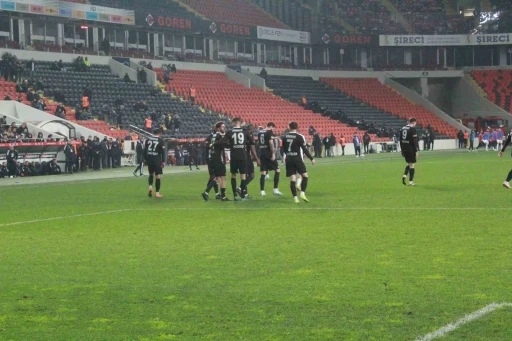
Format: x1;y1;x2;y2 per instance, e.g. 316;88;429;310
190;86;196;104
144;116;152;133
340;135;346;156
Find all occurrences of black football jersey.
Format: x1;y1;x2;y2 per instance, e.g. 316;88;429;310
258;130;274;156
283;132;313;161
399;125;419;152
211;132;228;164
226;127;252;161
144;137;165;162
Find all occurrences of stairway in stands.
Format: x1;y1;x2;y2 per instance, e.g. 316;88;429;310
160;69;385;139
321;78;458;137
471;70;512;113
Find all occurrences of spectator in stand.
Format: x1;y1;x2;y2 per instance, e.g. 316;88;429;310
123;73;133;83
21;161;31;177
16;123;27;135
54;88;65;103
36;132;44;142
174;115;181;132
150;86;160;97
170;64;177;73
58;59;64;71
146;62;153;71
101;38;110;56
144;116;152;133
82;95;90;111
47;134;54;142
83;57;90;70
6;144;18;178
189;86;196;104
35;99;45;111
353;134;362;158
83;85;92;102
16;96;22;102
260;67;267;79
55;103;66;119
4;95;11;100
26;58;35;78
301;95;307;107
363;132;371;154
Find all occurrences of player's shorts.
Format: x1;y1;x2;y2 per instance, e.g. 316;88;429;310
212;161;226;177
402;149;417;164
207;159;214;176
260;155;279;172
230;159;247;174
147;160;163;175
246;159;255;175
285;159;307;177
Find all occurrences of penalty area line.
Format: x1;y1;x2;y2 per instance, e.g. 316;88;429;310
1;207;512;227
415;302;512;341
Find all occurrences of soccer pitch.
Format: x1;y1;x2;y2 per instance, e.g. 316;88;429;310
1;151;512;341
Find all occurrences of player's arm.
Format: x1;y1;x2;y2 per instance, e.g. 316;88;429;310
301;137;315;164
499;133;511;156
412;128;419;154
269;135;276;160
159;140;165;164
248;133;259;162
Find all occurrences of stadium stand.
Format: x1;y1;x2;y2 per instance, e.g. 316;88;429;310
266;75;416;137
471;70;512;113
159;69;386;140
29;61;228;138
249;0;312;32
180;0;288;28
321;78;459;137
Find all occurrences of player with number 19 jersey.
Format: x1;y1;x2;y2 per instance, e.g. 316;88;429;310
226;126;253;175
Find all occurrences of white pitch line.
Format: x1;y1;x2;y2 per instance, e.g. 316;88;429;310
0;209;132;227
1;207;512;228
415;302;512;341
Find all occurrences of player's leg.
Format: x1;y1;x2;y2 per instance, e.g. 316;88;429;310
296;174;302;191
408;162;416;186
289;174;299;203
503;169;512;189
220;175;229;201
271;160;283;196
402;162;410;186
260;158;268;196
155;174;163;198
297;160;309;202
147;163;155;197
231;173;239;200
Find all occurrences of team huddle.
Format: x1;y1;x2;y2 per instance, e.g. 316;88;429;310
200;119;315;203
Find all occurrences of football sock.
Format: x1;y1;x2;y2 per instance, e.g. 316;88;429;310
260;174;266;191
156;179;161;192
409;168;415;182
506;170;512;182
205;179;217;193
240;179;247;196
404;165;410;176
274;172;280;189
148;174;154;186
246;175;254;186
290;181;297;197
221;188;226;198
214;183;219;194
301;176;308;192
231;178;237;196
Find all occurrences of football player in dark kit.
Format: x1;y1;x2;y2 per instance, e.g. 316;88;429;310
204;126;221;199
225;118;260;200
400;118;420;186
241;124;259;197
282;121;316;203
202;121;230;201
498;130;512;189
258;122;283;196
144;129;165;198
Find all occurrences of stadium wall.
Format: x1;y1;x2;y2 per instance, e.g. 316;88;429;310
109;59;138;84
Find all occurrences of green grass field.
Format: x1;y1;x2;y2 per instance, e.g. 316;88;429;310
1;151;512;341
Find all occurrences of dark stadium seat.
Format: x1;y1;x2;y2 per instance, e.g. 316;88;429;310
321;78;458;138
